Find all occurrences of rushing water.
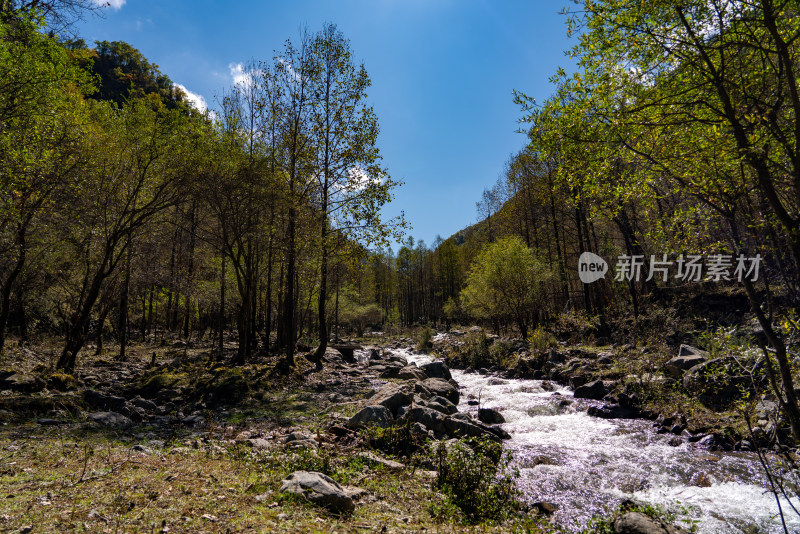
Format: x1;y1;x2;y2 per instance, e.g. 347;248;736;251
394;346;800;533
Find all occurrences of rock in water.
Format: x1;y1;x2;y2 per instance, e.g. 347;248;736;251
420;361;452;380
613;511;688;533
279;471;354;514
477;407;505;424
573;380;606;400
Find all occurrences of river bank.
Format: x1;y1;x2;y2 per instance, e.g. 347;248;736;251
0;334;797;532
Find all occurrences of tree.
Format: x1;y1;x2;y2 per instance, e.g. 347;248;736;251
542;0;800;439
460;236;553;338
55;100;190;371
0;13;93;351
308;23;402;360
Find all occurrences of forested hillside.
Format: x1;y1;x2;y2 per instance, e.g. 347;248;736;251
0;7;404;372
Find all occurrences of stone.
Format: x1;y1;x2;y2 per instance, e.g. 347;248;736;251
131;397;158;412
87;411;132;428
587;404;637;419
347;405;392;429
663;354;706;379
279;471;354;514
682;356;761;405
612;511;688;533
531;501;559;515
420;378;459;405
422;396;458;415
36;418;63;426
477;408;505;424
409;406;447;436
356;451;405;470
0;373;45;393
368;383;413;416
284;432;319;450
414;381;432;400
573;380;606;400
396;365;428;381
420;361;452;380
443;415;500;442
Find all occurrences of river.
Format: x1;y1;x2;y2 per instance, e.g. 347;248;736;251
394;346;800;533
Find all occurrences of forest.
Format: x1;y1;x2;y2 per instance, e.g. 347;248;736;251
2;1;800;533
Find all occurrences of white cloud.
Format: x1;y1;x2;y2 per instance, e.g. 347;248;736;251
174;83;207;113
93;0;126;9
229;63;255;89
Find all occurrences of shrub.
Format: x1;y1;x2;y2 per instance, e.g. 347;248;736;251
464;331;495;369
527;326;557;356
417;325;434;351
432;438;519;523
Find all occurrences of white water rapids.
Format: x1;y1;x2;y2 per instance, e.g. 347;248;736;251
393;347;800;533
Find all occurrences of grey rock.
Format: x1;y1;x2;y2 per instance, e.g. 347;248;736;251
284;432;318;450
131;397;158;412
356;451;405;470
396;365;428;381
477;408;505;424
420;378;459;405
587;404;636;419
410;406;447;436
574;380;606;400
88;411;132;428
422;396;458;415
347;405;393;429
443;415;499;442
420;361;452;380
1;373;46;393
83;390;126;411
663;354;706;379
279;471;354;514
368;383;412;416
613;511;688;533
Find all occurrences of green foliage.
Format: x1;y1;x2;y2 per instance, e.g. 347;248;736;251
364;418;426;458
431;438;520;524
527;326;557;356
416;325;434;351
462;330;495;369
460;236;553;339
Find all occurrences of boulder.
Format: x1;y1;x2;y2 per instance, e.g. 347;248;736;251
612;511;688;533
420;378;459;405
574;380;606;400
420;396;458;415
284;432;319;450
409;406;447;436
663;353;706;379
477;408;505;424
368;383;412;416
279;471;354;514
83;390;127;411
587;404;637;419
347;405;392;429
396;365;428;381
682;356;761;406
88;411;132;428
443;415;500;442
0;372;46;393
356;451;405;470
420;361;452;380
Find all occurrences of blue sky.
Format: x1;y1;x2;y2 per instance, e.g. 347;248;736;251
76;0;577;251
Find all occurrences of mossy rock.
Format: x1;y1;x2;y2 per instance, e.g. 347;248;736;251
46;372;77;391
136;371;186;397
197;367;251;404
